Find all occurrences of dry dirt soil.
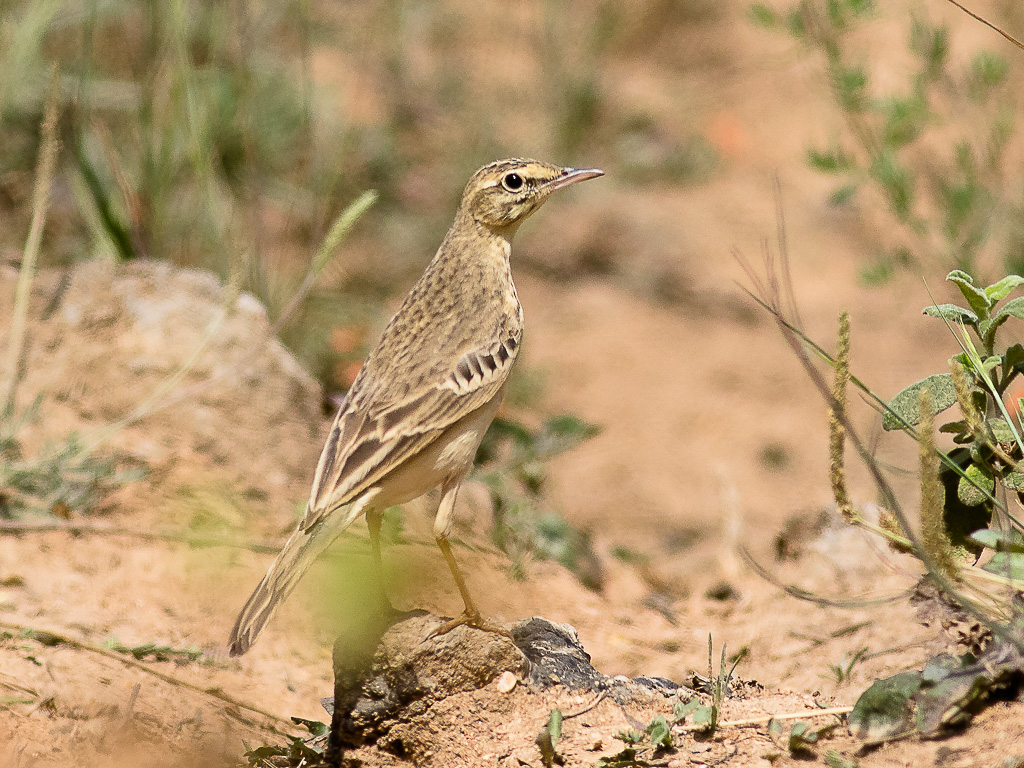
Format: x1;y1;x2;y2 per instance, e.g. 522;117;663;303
2;2;1024;767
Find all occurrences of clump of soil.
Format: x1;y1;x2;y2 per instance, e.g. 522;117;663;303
0;259;326;517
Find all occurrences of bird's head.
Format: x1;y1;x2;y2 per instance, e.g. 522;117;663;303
462;158;603;235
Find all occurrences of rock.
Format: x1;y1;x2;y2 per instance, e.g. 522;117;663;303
323;614;683;762
0;260;325;512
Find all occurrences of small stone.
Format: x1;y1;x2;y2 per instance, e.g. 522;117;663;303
496;671;517;693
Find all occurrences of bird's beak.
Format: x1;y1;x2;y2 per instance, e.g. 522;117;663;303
542;167;605;192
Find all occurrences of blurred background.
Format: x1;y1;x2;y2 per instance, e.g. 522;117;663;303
2;0;1024;758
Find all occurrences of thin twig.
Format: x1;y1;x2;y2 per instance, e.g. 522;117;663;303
0;620;294;735
944;0;1024;51
740;547;913;608
677;706;853;732
562;691;606;719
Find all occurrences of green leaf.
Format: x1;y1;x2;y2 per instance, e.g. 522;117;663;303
946;270;992;318
981;551;1024;580
1004;470;1024;492
958;462;995;507
922;303;979;325
1005;343;1024;374
786;9;806;37
849;671;922;744
535;415;600;458
748;3;778;28
922;645;1024;734
825;750;859;768
672;698;701;722
882;374;957;431
691;704;715;729
829;183;859;206
788;721;819;754
938;420;968;435
290;716;329;737
985;297;1024;346
537;709;565;768
880;95;927;147
646;715;672;750
869;152;913;221
968;528;1024;553
969;51;1009;99
834;65;868;113
984;275;1024;303
616;729;644;745
808;146;855;173
985;418;1015;443
597;748;647;768
547;708;563;741
848;0;873;17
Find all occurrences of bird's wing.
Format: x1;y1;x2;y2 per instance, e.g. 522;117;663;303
300;337;519;530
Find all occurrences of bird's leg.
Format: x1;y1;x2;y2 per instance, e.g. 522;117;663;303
428;478;511;639
365;508;399;617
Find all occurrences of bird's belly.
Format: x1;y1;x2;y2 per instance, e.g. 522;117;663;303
373;390;503;509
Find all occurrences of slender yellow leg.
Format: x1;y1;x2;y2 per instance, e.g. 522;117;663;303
428;478;510;639
436;535;482;621
366;508;396;613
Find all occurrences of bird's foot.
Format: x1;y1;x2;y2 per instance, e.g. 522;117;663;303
427;609;512;640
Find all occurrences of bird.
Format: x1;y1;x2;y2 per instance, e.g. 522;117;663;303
228;158;603;656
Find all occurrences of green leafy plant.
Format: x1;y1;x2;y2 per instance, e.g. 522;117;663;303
598;713;674;767
883;271;1024;561
103;638;208;665
785;719;839;757
849;640;1024;743
826;646;869;684
537;708;565;768
751;0;1024;280
740;226;1024;749
672;636;744;737
242;715;328;767
474;414;602;585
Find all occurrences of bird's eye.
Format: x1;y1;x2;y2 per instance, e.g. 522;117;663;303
501;172;525;192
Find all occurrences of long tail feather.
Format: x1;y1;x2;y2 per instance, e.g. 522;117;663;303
228;501;362;656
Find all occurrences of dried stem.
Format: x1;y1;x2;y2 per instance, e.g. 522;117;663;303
0;620;294;735
1;69;61;413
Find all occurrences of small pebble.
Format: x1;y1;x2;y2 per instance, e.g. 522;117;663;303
495;671;517;693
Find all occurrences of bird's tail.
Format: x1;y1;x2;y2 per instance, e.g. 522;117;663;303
228;501;362;656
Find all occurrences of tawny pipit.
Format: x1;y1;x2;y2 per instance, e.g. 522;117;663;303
228;159;603;656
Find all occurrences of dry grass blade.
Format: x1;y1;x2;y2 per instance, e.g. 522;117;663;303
676;706;853;733
0;620;294;735
944;0;1024;51
0;67;60;413
272;189;378;335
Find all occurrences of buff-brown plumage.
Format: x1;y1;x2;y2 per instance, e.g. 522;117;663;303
228;159;602;656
